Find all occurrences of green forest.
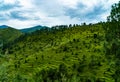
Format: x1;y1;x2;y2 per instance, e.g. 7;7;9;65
0;1;120;82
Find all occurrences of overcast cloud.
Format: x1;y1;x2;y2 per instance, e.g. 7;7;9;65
0;0;119;29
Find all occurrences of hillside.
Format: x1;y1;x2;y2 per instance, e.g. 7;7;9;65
0;25;10;29
0;27;23;44
20;25;49;33
0;23;115;82
0;1;120;82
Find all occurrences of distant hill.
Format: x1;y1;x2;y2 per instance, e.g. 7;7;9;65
0;25;10;29
20;25;49;33
0;27;22;44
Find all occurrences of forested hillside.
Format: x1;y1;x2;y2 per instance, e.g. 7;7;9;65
0;1;120;82
0;23;111;82
20;25;49;33
0;27;22;45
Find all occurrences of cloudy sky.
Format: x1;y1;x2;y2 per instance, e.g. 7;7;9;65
0;0;119;29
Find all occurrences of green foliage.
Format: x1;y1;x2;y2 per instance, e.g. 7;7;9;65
0;27;22;44
0;23;114;82
1;2;120;80
104;1;120;81
107;1;120;22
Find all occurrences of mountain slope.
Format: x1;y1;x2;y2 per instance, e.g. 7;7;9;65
0;25;10;29
0;24;115;82
0;27;23;44
20;25;49;33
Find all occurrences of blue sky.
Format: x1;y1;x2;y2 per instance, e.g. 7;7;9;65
0;0;119;29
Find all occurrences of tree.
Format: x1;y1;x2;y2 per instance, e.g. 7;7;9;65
106;1;120;81
106;1;120;42
107;1;120;22
106;1;120;56
69;24;72;27
107;1;120;32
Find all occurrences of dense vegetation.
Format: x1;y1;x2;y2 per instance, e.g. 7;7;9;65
0;1;120;82
105;1;120;82
0;27;22;44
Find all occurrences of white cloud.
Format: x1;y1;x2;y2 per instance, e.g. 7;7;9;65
1;19;41;29
18;0;34;8
0;0;119;29
58;0;79;9
3;0;17;4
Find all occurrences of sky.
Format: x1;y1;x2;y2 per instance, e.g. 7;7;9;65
0;0;119;29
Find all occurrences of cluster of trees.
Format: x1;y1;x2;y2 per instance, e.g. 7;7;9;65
105;1;120;82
